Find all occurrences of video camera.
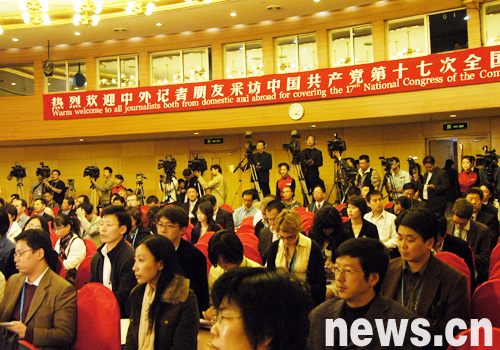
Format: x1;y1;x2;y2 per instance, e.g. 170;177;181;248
83;165;100;179
10;163;27;179
36;162;51;179
158;155;177;177
245;131;256;155
136;173;147;184
379;157;396;173
327;133;347;157
477;146;498;183
407;156;416;174
188;154;208;174
282;130;302;165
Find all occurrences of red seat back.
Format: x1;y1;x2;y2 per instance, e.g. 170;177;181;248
238;233;259;248
342;216;350;223
240;216;255;227
435;251;471;295
83;239;98;256
194;242;211;277
446;326;500;349
336;203;347;212
490;261;500;281
220;204;233;214
183;223;193;243
73;283;121;350
236;224;254;235
18;340;39;350
384;202;394;209
471;279;500;327
243;243;263;266
294;207;307;215
490;244;500;274
56;256;66;279
52;207;60;216
74;256;93;291
198;231;215;245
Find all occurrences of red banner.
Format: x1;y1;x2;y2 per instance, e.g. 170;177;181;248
44;45;500;120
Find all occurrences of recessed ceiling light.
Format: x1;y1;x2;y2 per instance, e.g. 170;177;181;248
450;114;457;118
230;12;237;17
194;132;199;135
74;32;81;36
311;124;316;128
79;138;85;142
12;38;19;42
156;22;162;26
267;5;281;11
313;0;320;2
11;82;16;86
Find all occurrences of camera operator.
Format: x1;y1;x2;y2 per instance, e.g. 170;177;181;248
301;135;325;195
252;140;273;197
29;173;44;206
387;157;411;198
356;155;381;191
478;156;500;200
182;168;204;202
44;169;66;206
194;164;228;206
90;166;114;206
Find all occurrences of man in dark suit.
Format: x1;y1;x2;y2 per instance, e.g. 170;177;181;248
252;140;272;197
307;185;333;213
309;238;418;350
301;135;324;199
32;198;53;223
447;198;491;283
465;187;499;251
422;156;450;217
381;208;470;347
257;200;285;262
0;229;77;349
200;194;234;232
155;205;210;316
402;182;426;209
180;186;199;225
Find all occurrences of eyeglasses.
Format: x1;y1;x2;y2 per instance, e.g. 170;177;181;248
211;313;242;326
53;226;66;232
98;222;118;228
156;223;179;230
26;224;42;230
14;249;33;258
333;265;364;278
277;233;298;241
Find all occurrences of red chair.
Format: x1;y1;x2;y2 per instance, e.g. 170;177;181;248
74;283;121;350
336;203;347;212
56;256;66;279
18;340;39;349
302;217;314;236
238;233;259;248
384;202;394;209
490;261;500;281
183;223;194;243
490;244;500;274
198;231;215;245
294;207;307;215
194;242;212;277
74;256;93;292
243;244;263;265
220;204;233;214
236;224;255;235
342;216;350;223
240;216;255;227
83;239;98;257
435;251;471;295
52;207;60;216
48;221;58;248
446;326;500;349
471;279;500;327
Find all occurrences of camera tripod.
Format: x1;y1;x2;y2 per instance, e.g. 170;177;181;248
382;169;398;203
66;180;76;198
89;183;100;211
330;160;356;204
135;179;145;205
15;177;25;200
160;173;177;204
231;154;263;208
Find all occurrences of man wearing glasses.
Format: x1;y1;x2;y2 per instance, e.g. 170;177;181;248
155;206;209;316
0;229;77;349
88;205;136;318
309;237;417;350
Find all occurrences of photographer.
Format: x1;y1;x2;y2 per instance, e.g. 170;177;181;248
301;135;325;195
90;166;114;206
194;164;228;206
479;163;500;200
387;157;411;198
182;168;204;201
252;140;273;197
44;169;66;206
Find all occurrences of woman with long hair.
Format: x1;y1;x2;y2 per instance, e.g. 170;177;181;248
191;201;221;244
125;234;199;350
53;214;86;283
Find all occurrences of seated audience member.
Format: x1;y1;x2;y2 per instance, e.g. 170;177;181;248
13;199;30;229
199;194;234;232
43;192;60;211
126;194;141;208
210;267;312;350
343;196;379;240
249;188;261;209
257;200;285;263
360;185;372;201
392;195;412;215
191;201;221;244
177;178;186;204
281;187;302;210
89;205;136;317
125;206;151;248
0;229;77;349
382;208;470;344
465;187;499;250
276;162;296;201
112;174;126;195
402;182;426;209
146;206;161;234
340;187;361;217
459;156;478;194
155;206;210;315
447;198;490;284
253;196;275;237
206;230;261;293
309;206;348;300
181;186;200;224
32;199;53;222
266;210;325;306
76;202;101;246
125;235;199;350
60;197;77;217
75;195;90;208
480;183;499;218
4;204;22;242
24;216;51;235
146;195;160;207
0;207;15;279
53;214;86;284
309;238;418;350
111;194;126;206
307;186;333;213
364;190;398;251
8;194;20;205
434;216;476;293
233;189;260;228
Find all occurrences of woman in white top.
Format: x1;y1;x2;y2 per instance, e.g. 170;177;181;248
53;214;86;283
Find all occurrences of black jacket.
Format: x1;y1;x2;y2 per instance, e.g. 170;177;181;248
343;219;380;240
422;167;450;214
252;151;272;182
301;147;323;182
215;208;234;232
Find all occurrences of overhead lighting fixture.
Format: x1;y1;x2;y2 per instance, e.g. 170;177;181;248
20;0;50;25
74;31;81;35
230;12;237;17
0;25;3;35
74;0;102;26
156;22;162;26
12;38;19;42
126;0;155;15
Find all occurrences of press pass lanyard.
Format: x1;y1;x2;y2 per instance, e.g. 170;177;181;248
132;228;139;247
20;283;26;322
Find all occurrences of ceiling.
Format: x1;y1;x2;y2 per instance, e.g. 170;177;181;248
0;0;380;49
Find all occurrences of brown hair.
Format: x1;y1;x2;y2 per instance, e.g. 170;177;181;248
275;209;302;234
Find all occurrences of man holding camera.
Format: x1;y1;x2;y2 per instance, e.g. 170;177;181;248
252;140;272;197
44;169;66;206
387;157;411;198
90;167;114;207
301;135;324;197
